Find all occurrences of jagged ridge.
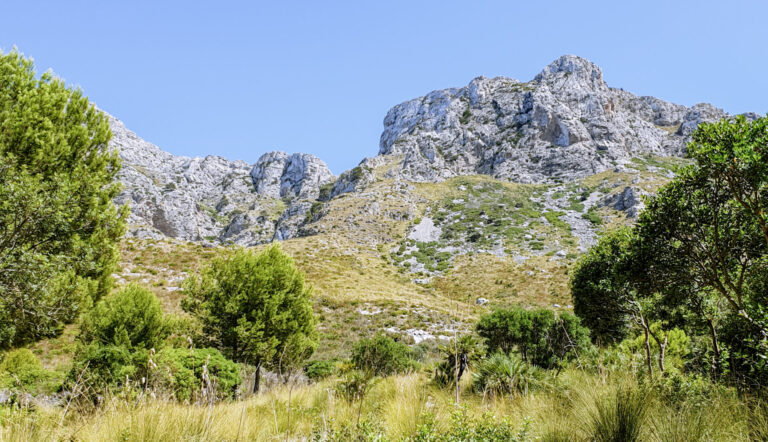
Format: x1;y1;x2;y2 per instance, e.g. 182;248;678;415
112;55;753;245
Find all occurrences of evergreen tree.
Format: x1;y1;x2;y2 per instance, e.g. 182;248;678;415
182;245;317;393
0;49;126;348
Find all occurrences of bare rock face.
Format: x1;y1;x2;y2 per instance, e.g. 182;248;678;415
110;115;334;244
251;152;335;200
377;55;727;184
601;186;649;219
111;54;755;247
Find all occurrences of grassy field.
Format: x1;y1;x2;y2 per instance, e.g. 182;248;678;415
1;367;764;441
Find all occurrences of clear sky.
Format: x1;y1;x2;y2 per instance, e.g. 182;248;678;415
1;1;766;174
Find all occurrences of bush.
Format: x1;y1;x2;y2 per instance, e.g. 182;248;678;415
471;353;540;397
410;408;531;441
78;284;169;350
432;335;481;387
350;335;414;376
0;349;52;392
71;284;169;387
477;308;591;370
153;347;241;401
335;370;376;403
304;359;337;382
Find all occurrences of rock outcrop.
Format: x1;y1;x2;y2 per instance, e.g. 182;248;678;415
110;115;334;244
377;55;728;184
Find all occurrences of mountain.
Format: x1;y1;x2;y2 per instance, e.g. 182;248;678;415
111;55;744;250
106;54;761;347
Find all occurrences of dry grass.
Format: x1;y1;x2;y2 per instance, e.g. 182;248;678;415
1;368;760;441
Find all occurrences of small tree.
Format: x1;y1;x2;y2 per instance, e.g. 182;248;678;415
182;245;317;393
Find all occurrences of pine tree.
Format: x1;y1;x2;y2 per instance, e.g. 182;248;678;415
0;49;127;348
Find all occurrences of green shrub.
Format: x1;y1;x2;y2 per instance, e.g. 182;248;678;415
153;347;241;401
410;408;530;441
318;181;335;201
432;335;481;387
582;207;602;225
72;284;169;387
477;307;592;370
304;359;337;381
351;335;414;376
471;353;540;397
0;349;52;392
459;108;471;125
335;370;376;403
78;284;169;350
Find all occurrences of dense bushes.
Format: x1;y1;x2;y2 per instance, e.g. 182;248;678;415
68;285;244;401
0;349;54;393
71;284;169;387
477;307;591;370
153;347;241;401
351;335;415;375
571;116;768;387
304;359;337;381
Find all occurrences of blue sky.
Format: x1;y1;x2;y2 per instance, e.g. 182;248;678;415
1;1;766;174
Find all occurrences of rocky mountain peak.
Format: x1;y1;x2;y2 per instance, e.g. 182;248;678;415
251;151;334;200
374;54;730;184
534;54;604;88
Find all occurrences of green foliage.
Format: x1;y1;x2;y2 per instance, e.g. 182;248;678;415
335;369;376;403
305;201;324;223
182;245;317;390
432;335;481;387
349;166;364;181
544;211;570;231
318;181;335;201
79;284;168;351
0;49;127;348
459;108;471;125
471;353;540;397
0;348;53;392
304;359;337;381
410;408;531;441
476;307;591;369
153;347;241;401
72;284;169;387
581;206;603;225
628;116;768;385
350;335;415;376
570;227;636;345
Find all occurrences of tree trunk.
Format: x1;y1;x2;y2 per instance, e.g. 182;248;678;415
640;316;653;376
706;317;721;374
252;361;261;394
658;334;667;373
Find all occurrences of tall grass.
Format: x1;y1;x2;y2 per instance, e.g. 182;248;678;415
0;368;765;441
585;386;649;442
